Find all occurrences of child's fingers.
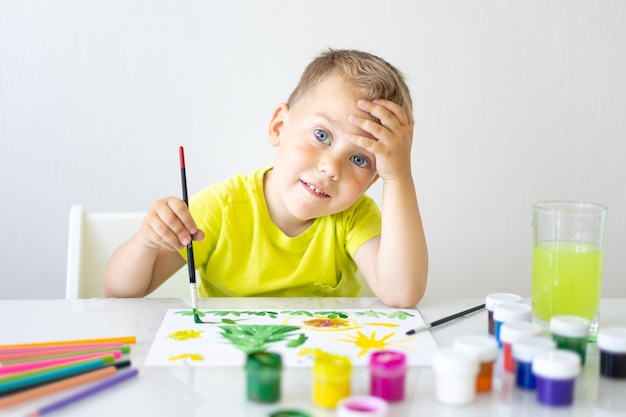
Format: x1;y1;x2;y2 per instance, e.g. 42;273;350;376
143;198;198;251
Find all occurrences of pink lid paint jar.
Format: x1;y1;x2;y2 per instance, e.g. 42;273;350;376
432;347;480;406
532;349;581;407
453;335;499;392
493;302;532;348
500;322;543;373
512;336;556;390
486;293;523;335
597;327;626;379
337;395;389;417
549;315;590;365
369;350;407;402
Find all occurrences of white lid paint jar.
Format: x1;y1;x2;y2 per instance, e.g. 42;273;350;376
500;322;544;373
432;347;479;406
453;335;499;392
597;327;626;379
512;336;556;390
549;315;590;365
532;349;581;406
493;302;532;347
485;293;523;335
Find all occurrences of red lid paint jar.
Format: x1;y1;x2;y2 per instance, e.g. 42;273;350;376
512;336;556;390
337;395;389;417
597;327;626;379
432;347;480;405
549;315;590;365
369;350;407;402
500;322;543;373
245;352;282;403
532;349;581;406
453;335;499;392
486;293;523;335
493;302;532;348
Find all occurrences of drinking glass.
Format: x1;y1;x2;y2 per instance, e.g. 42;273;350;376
531;201;607;335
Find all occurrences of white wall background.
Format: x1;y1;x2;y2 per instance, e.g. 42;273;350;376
1;0;625;300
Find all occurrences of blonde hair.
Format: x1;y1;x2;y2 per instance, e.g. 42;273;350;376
287;49;412;114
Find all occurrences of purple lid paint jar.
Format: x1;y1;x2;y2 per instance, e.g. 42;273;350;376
512;336;556;390
550;315;590;365
532;349;581;406
493;302;532;348
486;293;522;335
369;350;407;402
597;327;626;379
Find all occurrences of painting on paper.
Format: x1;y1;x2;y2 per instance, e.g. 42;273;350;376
144;309;439;368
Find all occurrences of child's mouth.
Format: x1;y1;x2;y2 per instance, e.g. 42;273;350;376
301;180;330;197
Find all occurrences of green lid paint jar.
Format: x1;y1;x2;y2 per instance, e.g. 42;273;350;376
549;315;590;365
245;352;282;403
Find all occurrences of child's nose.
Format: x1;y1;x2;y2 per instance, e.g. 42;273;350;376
317;154;341;180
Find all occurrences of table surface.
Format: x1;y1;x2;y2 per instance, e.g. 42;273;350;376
1;297;625;417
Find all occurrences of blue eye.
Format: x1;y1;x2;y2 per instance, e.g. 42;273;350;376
314;129;330;144
351;154;369;168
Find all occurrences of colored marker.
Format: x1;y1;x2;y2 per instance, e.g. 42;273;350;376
0;342;125;355
25;368;139;416
0;356;114;394
0;366;117;408
0;351;123;376
1;346;130;365
0;336;136;349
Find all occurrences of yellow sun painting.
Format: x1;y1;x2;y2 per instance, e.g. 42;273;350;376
333;331;416;357
168;329;204;341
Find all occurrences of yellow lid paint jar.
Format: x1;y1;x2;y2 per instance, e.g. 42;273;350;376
312;353;351;408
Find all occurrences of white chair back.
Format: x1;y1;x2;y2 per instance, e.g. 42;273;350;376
65;205;190;299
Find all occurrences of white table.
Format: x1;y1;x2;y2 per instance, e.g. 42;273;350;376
1;298;625;417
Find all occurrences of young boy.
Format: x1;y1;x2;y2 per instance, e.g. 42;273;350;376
104;49;428;308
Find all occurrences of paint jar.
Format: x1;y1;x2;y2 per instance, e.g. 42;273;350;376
532;349;581;407
597;327;626;379
453;335;499;392
549;315;590;365
493;302;532;347
337;395;389;417
486;293;523;335
369;350;406;401
432;347;480;406
313;353;351;408
500;322;544;373
245;351;282;403
512;335;556;390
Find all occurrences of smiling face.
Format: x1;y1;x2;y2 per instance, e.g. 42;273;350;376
264;74;379;235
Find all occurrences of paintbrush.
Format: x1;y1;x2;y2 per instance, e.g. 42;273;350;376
405;304;486;335
179;146;204;324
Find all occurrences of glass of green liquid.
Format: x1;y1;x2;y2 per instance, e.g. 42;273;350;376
531;201;607;336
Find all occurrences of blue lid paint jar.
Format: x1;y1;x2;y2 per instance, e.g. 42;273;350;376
549;315;590;365
432;347;480;405
512;336;556;390
486;293;523;335
493;302;532;348
532;349;581;406
597;327;626;379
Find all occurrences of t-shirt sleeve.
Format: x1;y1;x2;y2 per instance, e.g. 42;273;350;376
343;195;382;257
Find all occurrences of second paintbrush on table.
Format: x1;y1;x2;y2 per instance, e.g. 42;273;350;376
405;304;486;335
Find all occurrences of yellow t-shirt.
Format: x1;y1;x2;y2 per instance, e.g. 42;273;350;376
180;167;381;297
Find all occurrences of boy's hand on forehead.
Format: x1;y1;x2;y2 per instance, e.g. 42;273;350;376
346;98;414;182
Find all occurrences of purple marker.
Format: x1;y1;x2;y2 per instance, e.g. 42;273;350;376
26;368;139;416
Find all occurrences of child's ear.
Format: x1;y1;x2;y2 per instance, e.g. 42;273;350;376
268;103;289;147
